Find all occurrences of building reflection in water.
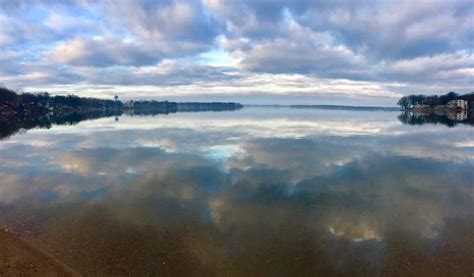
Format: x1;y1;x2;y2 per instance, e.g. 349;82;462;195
0;107;472;275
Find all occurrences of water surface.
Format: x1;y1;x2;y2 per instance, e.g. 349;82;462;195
0;107;473;276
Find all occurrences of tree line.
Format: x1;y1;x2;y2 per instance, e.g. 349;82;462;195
397;91;474;109
1;86;243;117
0;87;121;110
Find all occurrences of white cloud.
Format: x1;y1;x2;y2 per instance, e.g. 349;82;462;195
1;0;473;104
49;37;162;67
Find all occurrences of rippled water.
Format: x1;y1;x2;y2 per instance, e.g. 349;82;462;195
0;107;473;276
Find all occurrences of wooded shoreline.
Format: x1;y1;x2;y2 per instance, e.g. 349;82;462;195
0;87;242;123
397;91;474;111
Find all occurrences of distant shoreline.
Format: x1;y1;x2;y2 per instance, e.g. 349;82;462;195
0;87;243;119
244;104;400;111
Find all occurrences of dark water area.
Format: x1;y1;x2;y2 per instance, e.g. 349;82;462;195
0;107;473;276
0;110;121;141
398;110;474;127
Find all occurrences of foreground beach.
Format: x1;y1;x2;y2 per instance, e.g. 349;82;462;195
0;228;78;276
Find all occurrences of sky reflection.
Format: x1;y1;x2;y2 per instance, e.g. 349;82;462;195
0;107;473;275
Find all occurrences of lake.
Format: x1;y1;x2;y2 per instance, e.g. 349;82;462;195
0;107;473;276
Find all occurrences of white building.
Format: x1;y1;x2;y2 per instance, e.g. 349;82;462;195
124;100;134;108
447;99;468;109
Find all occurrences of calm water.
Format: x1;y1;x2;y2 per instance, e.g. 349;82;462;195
0;107;473;276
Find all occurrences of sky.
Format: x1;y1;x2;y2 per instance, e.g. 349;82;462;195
0;0;473;106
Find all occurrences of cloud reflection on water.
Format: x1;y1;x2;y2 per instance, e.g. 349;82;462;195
0;107;472;275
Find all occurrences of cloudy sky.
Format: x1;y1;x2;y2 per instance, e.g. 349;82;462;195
0;0;473;105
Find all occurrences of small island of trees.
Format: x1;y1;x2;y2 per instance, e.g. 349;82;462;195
397;91;474;127
397;91;474;110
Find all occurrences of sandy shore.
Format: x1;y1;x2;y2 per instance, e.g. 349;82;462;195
0;228;79;276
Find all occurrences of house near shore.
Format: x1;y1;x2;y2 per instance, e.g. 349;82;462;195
124;100;134;108
447;99;468;109
413;104;431;110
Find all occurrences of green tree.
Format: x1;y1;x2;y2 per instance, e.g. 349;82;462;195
397;96;411;109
